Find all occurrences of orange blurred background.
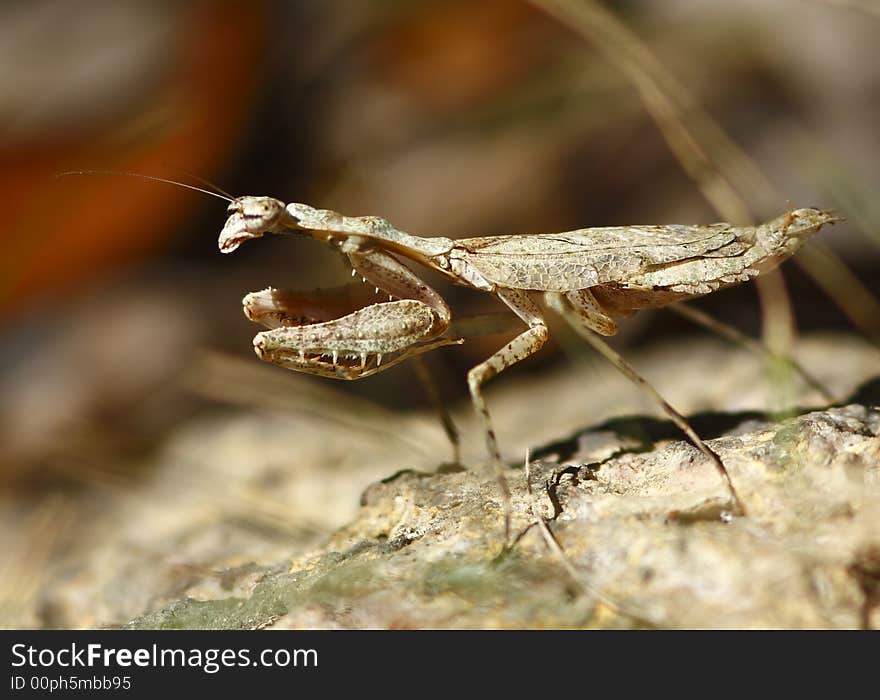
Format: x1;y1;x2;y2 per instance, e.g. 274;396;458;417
1;0;879;485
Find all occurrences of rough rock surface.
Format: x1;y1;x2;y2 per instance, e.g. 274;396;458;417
13;334;880;629
125;402;880;630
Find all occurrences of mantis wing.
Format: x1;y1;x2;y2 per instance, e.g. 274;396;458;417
454;223;745;292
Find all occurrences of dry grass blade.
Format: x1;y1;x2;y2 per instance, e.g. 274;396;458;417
528;0;879;398
0;495;76;628
670;303;835;403
523;452;586;592
796;242;880;347
522;451;658;627
186;351;441;460
527;0;770;222
526;0;798;387
806;0;880;20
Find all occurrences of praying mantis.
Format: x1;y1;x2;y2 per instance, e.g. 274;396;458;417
216;193;840;520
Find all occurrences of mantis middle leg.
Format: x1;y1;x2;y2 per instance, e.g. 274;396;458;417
468;288;550;542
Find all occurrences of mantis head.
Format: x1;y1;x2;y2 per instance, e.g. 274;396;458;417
218;196;290;253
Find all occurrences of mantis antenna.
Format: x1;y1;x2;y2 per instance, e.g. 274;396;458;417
56;170;235;204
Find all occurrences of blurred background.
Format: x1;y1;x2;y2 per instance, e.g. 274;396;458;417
1;0;878;627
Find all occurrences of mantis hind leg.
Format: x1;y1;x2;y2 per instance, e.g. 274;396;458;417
467;288;550;545
546;289;747;517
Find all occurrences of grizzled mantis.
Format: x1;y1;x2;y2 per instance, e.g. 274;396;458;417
216;195;840;521
57;169;839;524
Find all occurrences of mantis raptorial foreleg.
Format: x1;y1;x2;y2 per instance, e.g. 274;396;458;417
243;286;347;328
250;295;462;380
245;282;463;462
347;249;451;328
545;291;747;515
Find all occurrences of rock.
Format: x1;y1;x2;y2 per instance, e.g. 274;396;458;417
16;334;880;629
124;401;880;630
